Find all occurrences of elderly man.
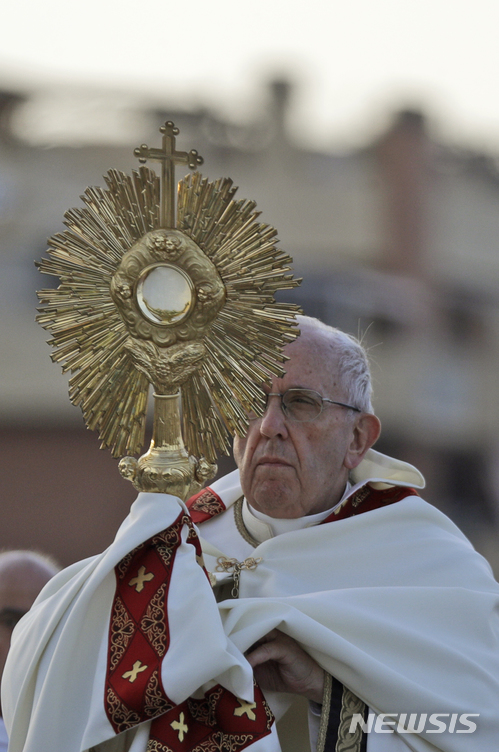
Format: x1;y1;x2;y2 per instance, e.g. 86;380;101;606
3;316;499;752
0;550;59;751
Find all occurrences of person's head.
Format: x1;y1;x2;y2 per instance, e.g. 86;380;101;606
0;550;59;714
233;316;381;518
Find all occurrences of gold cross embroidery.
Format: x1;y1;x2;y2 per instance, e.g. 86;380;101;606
129;565;155;593
122;660;148;683
171;711;189;741
234;699;257;720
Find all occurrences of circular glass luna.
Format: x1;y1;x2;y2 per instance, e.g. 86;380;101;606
136;263;194;325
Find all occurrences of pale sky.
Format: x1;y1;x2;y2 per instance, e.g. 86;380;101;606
1;0;499;151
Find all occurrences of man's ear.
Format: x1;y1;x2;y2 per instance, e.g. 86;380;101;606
344;413;381;470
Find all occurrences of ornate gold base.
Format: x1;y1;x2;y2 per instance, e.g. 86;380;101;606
118;447;217;500
117;391;217;500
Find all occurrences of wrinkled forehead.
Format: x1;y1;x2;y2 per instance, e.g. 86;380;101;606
285;325;340;363
283;328;341;386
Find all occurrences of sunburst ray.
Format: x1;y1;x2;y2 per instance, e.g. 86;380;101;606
37;167;160;457
38;164;300;463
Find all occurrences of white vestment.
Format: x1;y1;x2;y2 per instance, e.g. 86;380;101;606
2;449;499;752
0;717;8;752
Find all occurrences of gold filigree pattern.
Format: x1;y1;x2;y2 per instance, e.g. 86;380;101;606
146;735;257;752
190;490;225;517
350;487;371;509
144;670;174;718
116;544;145;579
109;596;135;671
144;682;273;752
336;687;366;752
187;685;224;727
146;742;174;752
190;732;254;752
153;542;176;570
141;583;167;656
332;486;371;517
263;700;274;734
106;686;142;733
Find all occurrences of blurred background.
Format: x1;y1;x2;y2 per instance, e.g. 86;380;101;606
1;0;499;574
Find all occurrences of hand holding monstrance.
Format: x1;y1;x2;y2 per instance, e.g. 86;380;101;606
37;121;300;499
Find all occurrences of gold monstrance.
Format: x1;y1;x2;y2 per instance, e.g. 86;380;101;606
37;121;301;500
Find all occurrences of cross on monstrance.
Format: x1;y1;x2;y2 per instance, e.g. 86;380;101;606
134;121;203;227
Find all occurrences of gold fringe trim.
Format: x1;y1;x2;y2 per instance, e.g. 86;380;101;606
316;671;332;752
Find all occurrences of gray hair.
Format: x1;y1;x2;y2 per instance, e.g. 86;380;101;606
296;316;374;413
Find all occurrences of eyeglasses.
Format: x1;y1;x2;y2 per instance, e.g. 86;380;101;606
249;388;361;423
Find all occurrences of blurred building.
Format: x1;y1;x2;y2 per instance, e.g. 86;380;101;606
0;80;498;572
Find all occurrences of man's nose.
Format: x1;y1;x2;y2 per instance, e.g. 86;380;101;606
259;395;289;439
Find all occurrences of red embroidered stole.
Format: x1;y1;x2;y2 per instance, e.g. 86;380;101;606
187;487;227;524
323;484;418;522
105;509;273;751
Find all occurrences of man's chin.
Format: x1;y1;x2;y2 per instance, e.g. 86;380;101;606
250;482;302;518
